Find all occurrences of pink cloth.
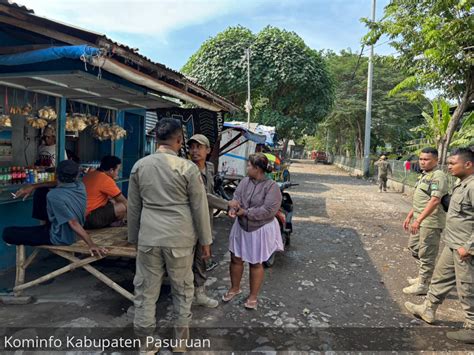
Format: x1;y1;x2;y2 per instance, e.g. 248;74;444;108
229;218;284;264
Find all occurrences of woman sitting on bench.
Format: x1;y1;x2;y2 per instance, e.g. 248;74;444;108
2;160;107;257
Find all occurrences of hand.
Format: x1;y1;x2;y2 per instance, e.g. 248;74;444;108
410;219;421;235
457;247;471;261
403;217;411;232
235;207;246;217
89;244;108;258
228;200;240;210
15;185;35;201
228;208;237;218
201;244;211;260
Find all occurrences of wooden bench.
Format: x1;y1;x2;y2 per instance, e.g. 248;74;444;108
11;227;136;302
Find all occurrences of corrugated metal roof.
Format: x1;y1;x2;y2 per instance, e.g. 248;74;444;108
0;0;240;112
0;0;33;13
145;111;158;135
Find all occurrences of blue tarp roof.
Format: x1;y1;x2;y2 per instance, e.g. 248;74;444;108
0;45;100;66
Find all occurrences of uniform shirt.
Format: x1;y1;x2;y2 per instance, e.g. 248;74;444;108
127;147;212;250
375;160;392;177
202;162;229;231
444;174;474;254
47;182;87;245
412;168;448;229
83;170;122;215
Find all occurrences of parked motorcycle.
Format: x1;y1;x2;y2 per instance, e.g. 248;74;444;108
264;182;298;268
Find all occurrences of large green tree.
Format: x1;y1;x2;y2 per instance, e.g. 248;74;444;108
315;50;424;157
363;0;473;162
182;26;334;141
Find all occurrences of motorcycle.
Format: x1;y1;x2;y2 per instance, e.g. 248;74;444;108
264;181;298;268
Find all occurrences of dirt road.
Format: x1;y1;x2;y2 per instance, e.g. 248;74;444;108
193;160;468;351
0;160;470;352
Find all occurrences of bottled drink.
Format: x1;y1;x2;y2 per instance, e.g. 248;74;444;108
28;169;34;184
11;167;16;184
20;167;25;184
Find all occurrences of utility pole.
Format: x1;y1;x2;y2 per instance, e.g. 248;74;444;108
363;0;376;177
244;48;252;129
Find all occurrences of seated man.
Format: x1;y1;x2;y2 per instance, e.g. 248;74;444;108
2;160;107;257
83;155;127;229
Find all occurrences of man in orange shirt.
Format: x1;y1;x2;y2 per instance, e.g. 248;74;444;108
83;155;128;229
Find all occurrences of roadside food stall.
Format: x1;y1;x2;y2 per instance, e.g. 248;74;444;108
0;1;239;275
219;122;266;178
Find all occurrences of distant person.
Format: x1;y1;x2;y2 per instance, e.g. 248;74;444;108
2;160;107;257
405;148;474;343
374;155;392;192
404;159;411;172
402;147;448;295
36;125;69;168
223;153;283;310
83;155;127;229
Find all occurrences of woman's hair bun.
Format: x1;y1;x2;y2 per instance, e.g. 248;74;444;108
249;153;273;173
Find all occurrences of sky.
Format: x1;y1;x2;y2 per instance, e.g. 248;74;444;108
18;0;393;71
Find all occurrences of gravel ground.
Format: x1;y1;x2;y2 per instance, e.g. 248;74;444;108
0;160;471;352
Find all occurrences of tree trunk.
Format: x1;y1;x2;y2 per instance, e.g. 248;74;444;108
438;71;474;164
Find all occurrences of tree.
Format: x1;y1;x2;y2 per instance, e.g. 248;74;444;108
408;98;474;152
363;0;473;162
182;26;334;142
318;50;424;157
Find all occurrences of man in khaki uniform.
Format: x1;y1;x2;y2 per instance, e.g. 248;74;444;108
374;155;392;192
405;148;474;343
402;147;448;295
128;118;212;351
188;134;232;308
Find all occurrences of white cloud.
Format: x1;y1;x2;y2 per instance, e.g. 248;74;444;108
18;0;264;39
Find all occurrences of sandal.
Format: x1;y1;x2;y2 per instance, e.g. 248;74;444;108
244;298;258;310
222;289;242;302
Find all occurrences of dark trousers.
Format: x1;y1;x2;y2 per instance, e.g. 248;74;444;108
32;187;50;221
193;242;207;287
2;224;52;246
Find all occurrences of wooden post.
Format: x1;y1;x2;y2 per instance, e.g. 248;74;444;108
14;245;25;296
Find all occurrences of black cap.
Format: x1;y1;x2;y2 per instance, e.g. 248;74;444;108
56;160;79;182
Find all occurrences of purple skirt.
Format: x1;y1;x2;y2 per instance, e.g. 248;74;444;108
229;218;284;264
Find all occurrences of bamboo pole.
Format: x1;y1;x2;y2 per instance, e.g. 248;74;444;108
13;255;99;292
14;245;26;296
23;248;40;270
52;250;134;302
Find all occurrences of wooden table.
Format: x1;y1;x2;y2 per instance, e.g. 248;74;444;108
11;227;136;302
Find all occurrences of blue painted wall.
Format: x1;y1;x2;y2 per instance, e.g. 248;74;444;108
121;109;146;197
0;201;37;271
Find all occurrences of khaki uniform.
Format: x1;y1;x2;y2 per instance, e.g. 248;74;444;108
427;174;474;327
127;147;212;336
375;160;392;191
193;162;229;287
410;168;448;283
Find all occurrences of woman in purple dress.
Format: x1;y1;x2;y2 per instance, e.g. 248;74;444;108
222;153;283;309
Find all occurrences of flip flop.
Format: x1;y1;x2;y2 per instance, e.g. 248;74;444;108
222;289;242;302
244;298;258;310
